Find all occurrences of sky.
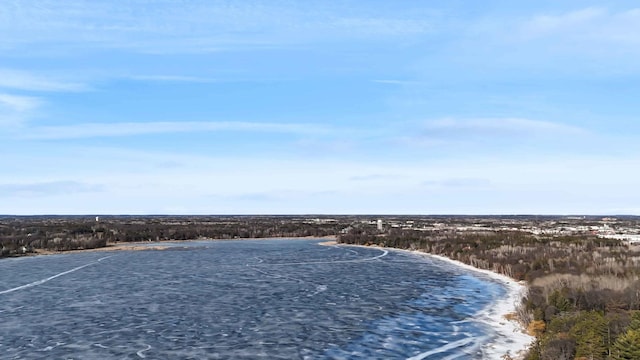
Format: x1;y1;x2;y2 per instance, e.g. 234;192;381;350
1;0;640;215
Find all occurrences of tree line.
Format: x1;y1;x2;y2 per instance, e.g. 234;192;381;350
0;216;346;257
338;227;640;360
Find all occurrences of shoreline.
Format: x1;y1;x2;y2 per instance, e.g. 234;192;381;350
342;244;533;360
21;235;338;258
423;252;533;360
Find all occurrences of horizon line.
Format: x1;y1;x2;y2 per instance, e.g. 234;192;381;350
0;214;637;217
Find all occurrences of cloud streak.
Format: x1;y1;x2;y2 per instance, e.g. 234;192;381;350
518;7;640;47
392;118;590;154
520;7;605;39
0;1;435;53
0;69;87;92
422;178;492;189
489;7;640;61
424;118;585;135
128;75;222;83
349;174;401;182
0;181;105;197
0;93;41;126
21;121;331;140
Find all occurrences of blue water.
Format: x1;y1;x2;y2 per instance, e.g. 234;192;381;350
0;239;506;359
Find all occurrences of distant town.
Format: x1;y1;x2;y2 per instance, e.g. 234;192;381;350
337;215;640;245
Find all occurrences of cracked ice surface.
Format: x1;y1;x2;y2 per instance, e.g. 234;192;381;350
0;239;508;359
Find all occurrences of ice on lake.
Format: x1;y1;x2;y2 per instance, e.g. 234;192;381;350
0;239;507;359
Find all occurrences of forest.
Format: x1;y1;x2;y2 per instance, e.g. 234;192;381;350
0;215;346;257
338;227;640;360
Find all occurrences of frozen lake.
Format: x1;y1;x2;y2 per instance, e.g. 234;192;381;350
0;239;508;359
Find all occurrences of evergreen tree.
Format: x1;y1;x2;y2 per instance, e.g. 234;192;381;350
610;329;640;360
570;311;608;360
628;311;640;331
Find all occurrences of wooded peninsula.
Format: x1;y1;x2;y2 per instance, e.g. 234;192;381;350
2;215;639;359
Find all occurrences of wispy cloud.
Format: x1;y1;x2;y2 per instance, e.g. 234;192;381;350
349;174;401;182
22;121;331;140
372;79;423;86
128;75;221;83
444;6;640;77
128;74;292;83
0;93;41;126
0;181;105;197
207;192;280;203
207;190;340;203
0;1;435;53
0;94;40;113
507;7;640;56
0;69;87;92
422;178;492;189
519;7;605;39
519;7;640;46
393;118;589;152
328;17;432;36
424;118;585;135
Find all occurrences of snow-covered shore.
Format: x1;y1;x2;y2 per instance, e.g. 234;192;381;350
340;244;534;360
423;252;534;360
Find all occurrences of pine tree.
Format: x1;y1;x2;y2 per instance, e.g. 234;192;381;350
610;329;640;360
628;311;640;331
570;311;608;360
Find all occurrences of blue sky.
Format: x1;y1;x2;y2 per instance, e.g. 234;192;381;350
1;0;639;214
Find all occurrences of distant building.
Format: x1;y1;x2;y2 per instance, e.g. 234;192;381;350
95;216;100;222
377;219;383;231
